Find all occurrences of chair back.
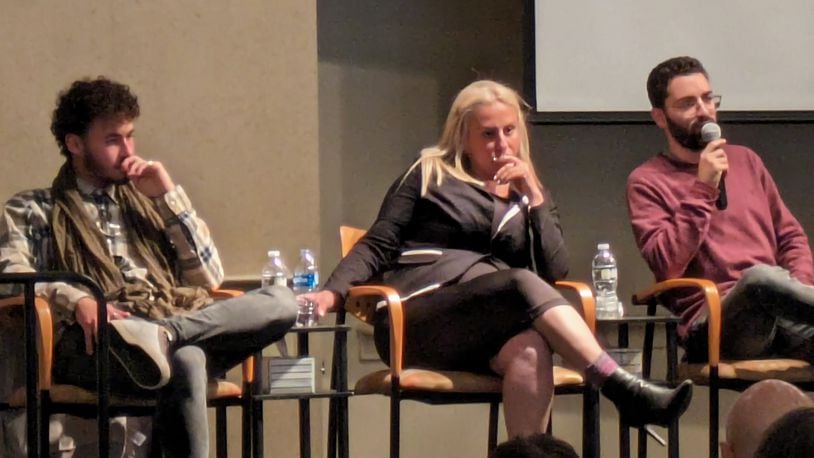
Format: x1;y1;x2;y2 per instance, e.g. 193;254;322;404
338;226;388;325
339;225;367;258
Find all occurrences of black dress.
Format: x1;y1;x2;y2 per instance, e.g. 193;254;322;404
323;166;571;373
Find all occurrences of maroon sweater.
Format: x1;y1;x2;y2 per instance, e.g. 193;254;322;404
626;144;814;340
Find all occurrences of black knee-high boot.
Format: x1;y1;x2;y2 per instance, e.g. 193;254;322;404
600;367;693;427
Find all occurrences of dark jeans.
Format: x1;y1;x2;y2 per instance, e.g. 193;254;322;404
53;285;298;458
686;264;814;363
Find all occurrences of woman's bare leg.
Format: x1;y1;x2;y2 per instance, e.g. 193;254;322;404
490;329;554;437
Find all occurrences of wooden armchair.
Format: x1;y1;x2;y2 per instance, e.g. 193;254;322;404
633;278;814;458
338;226;600;458
0;272;254;458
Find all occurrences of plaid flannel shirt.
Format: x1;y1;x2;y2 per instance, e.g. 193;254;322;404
0;180;224;327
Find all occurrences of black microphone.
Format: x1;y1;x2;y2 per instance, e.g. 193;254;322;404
701;122;727;210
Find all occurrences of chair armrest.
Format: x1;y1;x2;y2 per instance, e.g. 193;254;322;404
555;280;596;334
0;295;54;390
632;278;722;366
34;297;53;389
345;285;404;376
0;295;25;316
242;356;255;384
209;288;243;299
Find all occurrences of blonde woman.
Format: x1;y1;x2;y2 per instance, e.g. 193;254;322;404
304;80;692;436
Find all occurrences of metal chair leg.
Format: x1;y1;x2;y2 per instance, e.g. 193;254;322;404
37;397;50;458
637;427;648;458
338;396;349;458
669;419;680;458
150;418;162;457
390;392;400;458
243;390;253;458
487;402;499;453
216;405;227;458
710;373;719;458
251;353;264;458
298;398;311;458
583;386;600;458
328;398;337;458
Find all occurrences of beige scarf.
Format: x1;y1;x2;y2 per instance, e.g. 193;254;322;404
50;163;211;319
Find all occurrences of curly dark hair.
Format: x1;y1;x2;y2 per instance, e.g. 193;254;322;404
646;56;708;109
50;77;140;158
490;433;578;458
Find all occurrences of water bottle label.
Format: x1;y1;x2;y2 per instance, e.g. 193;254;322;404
293;272;318;290
599;267;617;280
272;275;287;287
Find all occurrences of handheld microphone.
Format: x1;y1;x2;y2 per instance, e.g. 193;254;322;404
701;122;727;210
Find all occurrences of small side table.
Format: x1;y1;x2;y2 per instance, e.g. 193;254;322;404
250;323;352;458
598;313;681;458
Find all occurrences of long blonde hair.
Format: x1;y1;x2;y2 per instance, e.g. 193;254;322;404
405;80;534;195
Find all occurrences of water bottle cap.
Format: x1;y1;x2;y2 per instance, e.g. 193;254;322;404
300;249;317;264
597;243;610;250
267;250;281;257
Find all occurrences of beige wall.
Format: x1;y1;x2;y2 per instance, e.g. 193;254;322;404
1;1;317;457
0;1;319;278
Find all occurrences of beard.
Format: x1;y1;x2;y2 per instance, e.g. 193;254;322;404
80;141;130;186
665;114;715;152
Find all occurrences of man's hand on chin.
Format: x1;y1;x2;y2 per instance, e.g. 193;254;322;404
121;156;175;197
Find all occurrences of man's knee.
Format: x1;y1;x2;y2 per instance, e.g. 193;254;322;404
173;345;206;366
252;286;298;331
739;264;789;290
171;346;207;383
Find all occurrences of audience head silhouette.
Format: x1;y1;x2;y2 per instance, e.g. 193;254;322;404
721;379;814;458
755;406;814;458
490;433;578;458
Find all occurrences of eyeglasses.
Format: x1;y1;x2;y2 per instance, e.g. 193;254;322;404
670;94;722;113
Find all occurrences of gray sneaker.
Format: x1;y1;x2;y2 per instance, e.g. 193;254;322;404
109;320;172;390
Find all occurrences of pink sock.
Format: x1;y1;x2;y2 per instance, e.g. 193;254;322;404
584;352;619;388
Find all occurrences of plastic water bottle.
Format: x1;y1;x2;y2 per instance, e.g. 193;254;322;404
261;250;289;288
292;248;319;293
292;248;319;326
592;243;621;319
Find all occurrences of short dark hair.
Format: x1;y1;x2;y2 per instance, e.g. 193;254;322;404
646;56;708;109
489;433;578;458
755;407;814;458
50;77;140;158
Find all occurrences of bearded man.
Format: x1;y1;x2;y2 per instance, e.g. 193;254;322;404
626;56;814;363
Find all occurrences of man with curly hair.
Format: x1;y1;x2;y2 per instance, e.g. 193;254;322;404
0;77;298;457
